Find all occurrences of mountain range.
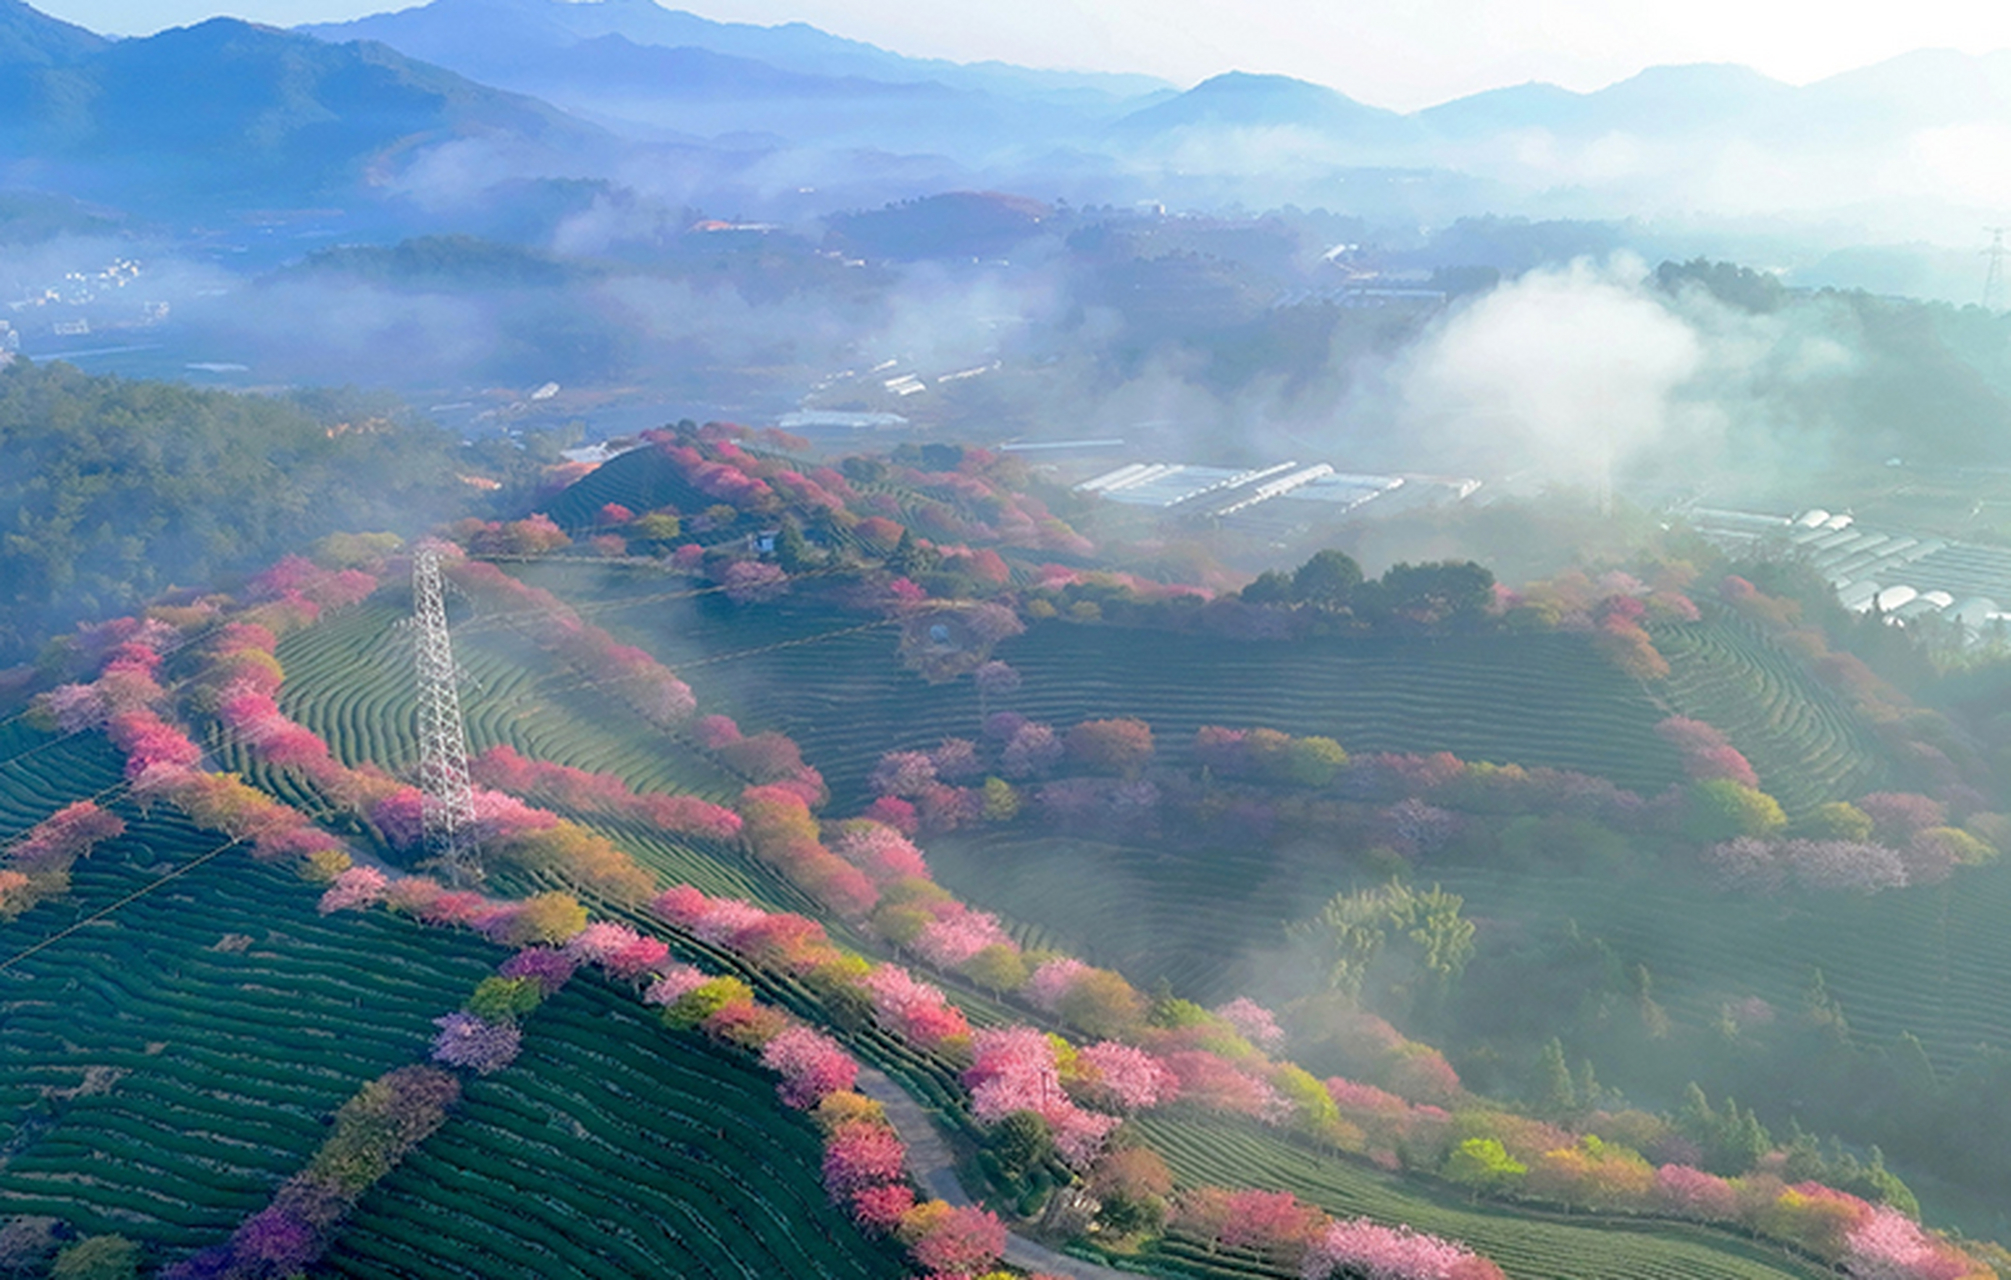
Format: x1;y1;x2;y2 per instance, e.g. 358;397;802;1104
0;6;603;213
4;0;2011;237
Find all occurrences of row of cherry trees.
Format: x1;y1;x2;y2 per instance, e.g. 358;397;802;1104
0;799;124;920
41;581;1024;1280
49;540;1988;1280
84;552;1038;1280
397;564;1985;1276
859;712;1999;899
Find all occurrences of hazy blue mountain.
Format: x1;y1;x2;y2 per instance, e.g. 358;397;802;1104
299;0;1170;106
514;34;941;101
1111;71;1425;148
300;0;1139;160
1413;81;1582;139
0;17;605;212
0;0;102;68
1420;63;1796;141
1798;48;2011;137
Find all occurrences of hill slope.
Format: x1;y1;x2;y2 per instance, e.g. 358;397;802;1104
0;16;604;209
298;0;1169;104
0;0;101;67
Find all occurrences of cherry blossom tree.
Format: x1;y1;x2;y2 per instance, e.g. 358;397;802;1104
930;738;984;781
1651;1164;1739;1221
1025;958;1088;1012
429;1013;521;1074
973;660;1022;700
1855;793;1946;846
644;965;710;1006
862;966;970;1049
1073;1041;1179;1111
498;947;576;995
722;559;789;604
913;907;1013;970
1214;997;1287;1052
37;683;108;733
565;921;645;964
317;866;388;914
1844;1204;1976;1280
1000;723;1063;779
848;1183;916;1233
908;1205;1007;1277
761;1026;860;1108
1301;1217;1504;1280
869;751;939;798
831;822;931;883
1163;1051;1287;1120
1065;718;1155;776
822;1122;908;1196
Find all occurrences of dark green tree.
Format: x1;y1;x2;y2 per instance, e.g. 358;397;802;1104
987;1110;1054;1178
1240;569;1296;605
1292;549;1363;608
773;521;815;572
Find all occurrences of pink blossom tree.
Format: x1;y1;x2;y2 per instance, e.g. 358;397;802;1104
429;1013;521;1074
1651;1165;1739;1221
869;751;938;798
760;1026;860;1108
721;559;789;604
1301;1217;1504;1279
913;907;1013;970
909;1205;1007;1277
317;866;388;914
1025;957;1088;1012
830;822;931;883
1214;997;1287;1052
822;1123;908;1196
1073;1041;1179;1111
644;965;710;1007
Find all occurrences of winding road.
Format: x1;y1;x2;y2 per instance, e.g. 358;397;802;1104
854;1067;1141;1280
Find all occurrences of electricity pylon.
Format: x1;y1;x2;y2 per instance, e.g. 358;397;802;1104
410;540;481;884
1985;227;2008;311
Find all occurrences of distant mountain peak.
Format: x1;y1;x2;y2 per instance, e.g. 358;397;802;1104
299;0;1171;101
0;0;105;67
1114;68;1418;146
0;12;604;212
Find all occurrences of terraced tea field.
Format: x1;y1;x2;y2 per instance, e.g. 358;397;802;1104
543;449;721;537
0;708;904;1278
1656;618;1889;814
14;551;1955;1280
928;817;2011;1080
0;796;499;1260
323;979;908;1280
1426;857;2011;1076
925;830;1344;1002
1132;1114;1830;1280
497;564;1690;804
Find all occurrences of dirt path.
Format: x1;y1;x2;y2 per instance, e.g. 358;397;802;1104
854;1068;1141;1280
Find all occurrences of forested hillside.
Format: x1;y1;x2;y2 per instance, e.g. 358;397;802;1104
0;360;468;663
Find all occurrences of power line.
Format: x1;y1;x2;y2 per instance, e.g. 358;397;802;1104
0;836;245;974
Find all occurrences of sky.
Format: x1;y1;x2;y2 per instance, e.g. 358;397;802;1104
32;0;2011;110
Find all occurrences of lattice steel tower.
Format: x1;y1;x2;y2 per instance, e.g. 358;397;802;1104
411;541;481;884
1986;227;2008;312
